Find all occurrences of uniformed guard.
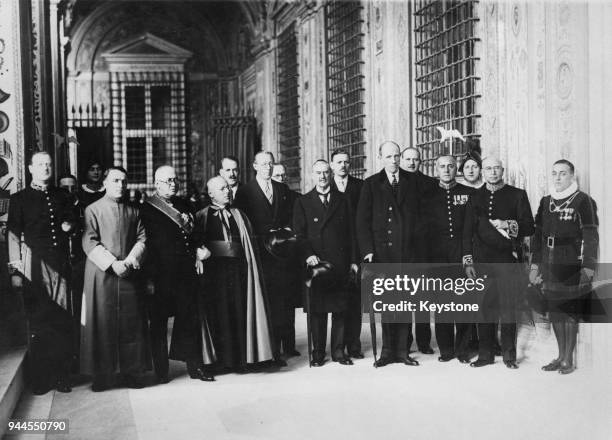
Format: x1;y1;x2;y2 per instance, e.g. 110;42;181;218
530;159;598;375
7;151;76;394
463;157;534;369
424;155;474;363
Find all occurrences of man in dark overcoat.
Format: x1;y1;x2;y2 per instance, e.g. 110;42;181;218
329;149;364;359
294;160;357;366
234;151;294;364
356;141;423;367
141;165;214;383
401;146;436;354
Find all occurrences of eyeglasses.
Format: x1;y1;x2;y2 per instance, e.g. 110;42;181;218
157;178;180;185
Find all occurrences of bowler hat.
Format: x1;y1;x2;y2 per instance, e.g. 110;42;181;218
264;228;297;259
305;261;336;289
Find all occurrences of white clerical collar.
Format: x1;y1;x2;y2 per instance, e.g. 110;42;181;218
550;181;578;200
81;183;104;193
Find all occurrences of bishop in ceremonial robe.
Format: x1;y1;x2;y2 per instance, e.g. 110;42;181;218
80;167;150;391
194;176;274;371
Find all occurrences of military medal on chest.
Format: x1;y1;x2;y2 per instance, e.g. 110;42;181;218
549;192;578;221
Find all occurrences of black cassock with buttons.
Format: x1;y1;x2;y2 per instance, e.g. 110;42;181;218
463;183;534;362
423;181;474;359
7;185;76;393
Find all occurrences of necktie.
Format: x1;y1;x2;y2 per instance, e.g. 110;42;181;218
391;173;399;198
338;179;346;192
318;192;329;209
265;181;273;204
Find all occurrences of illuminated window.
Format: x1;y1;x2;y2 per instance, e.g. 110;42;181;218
413;0;481;175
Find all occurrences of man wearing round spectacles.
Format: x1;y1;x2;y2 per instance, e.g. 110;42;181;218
141;165;215;383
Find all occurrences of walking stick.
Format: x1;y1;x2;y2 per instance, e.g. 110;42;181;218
306;284;313;368
369;296;378;368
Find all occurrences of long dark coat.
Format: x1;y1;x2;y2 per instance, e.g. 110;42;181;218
234;179;294;320
80;196;150;376
293;189;357;313
356;168;423;263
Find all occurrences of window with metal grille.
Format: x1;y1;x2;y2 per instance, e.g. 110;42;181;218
325;0;367;179
413;0;481;176
276;23;301;190
111;71;187;189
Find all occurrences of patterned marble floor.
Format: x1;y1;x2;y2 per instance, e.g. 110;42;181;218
6;314;612;440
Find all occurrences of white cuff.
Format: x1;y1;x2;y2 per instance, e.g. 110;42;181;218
88;245;117;271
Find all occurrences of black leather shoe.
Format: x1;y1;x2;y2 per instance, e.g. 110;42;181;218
55;378;72;393
419;346;435;355
504;360;519;369
189;367;215;382
348;351;365;359
123;375;146;389
284;349;301;357
273;358;287;367
398;356;420;366
156;374;170;384
374;357;393;367
458;356;471;364
333;357;354;365
470;359;494;368
311;358;326;367
438;355;454;362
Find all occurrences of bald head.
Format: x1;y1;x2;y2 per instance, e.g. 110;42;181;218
481;156;504;184
207;175;231;207
154;165;178;199
378;141;400;174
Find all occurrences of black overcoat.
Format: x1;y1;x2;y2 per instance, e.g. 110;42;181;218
293;189;357;313
356;168;423;263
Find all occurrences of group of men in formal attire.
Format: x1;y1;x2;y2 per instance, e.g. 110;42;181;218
6;139;598;394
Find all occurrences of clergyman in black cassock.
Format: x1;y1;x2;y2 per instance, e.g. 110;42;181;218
195;176;274;371
294;160;357;366
463;157;534;369
141;165;214;383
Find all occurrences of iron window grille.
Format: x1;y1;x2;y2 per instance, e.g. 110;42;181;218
276;23;301;189
413;0;481;176
110;71;187;189
325;0;367;179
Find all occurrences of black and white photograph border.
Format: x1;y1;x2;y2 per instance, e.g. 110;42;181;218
0;0;611;439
